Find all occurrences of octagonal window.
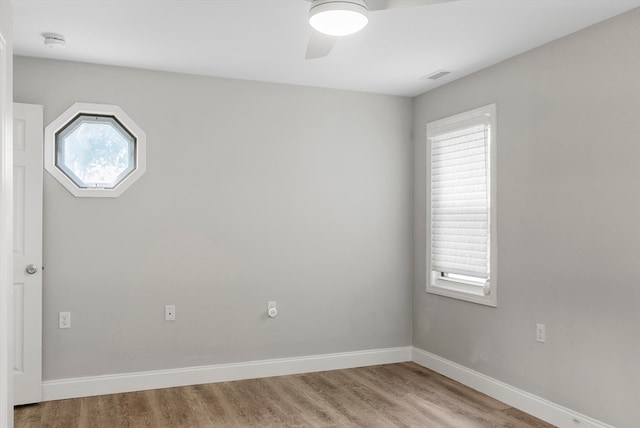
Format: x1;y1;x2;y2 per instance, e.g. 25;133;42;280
56;115;136;189
45;103;146;197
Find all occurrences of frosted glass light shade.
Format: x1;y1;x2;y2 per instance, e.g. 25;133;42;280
309;1;369;36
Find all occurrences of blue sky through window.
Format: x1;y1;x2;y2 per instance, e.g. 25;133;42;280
56;116;135;189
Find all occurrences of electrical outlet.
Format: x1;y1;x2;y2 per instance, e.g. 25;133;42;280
536;323;546;343
59;312;71;329
165;305;176;321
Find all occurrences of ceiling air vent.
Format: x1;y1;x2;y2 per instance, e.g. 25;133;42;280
422;70;450;81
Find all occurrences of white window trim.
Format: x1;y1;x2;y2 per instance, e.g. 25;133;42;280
44;103;146;198
426;104;497;307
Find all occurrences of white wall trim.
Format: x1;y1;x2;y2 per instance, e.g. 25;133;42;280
412;347;614;428
0;2;13;427
43;346;412;401
40;345;615;428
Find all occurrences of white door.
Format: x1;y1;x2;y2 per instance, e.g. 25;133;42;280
13;103;43;405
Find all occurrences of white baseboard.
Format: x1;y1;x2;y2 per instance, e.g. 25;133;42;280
411;347;613;428
42;345;613;428
42;346;412;402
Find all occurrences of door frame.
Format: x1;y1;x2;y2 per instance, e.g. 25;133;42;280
0;0;15;426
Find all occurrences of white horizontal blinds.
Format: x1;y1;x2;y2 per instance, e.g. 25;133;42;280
431;123;489;279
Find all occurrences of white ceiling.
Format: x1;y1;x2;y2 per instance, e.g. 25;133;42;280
12;0;640;97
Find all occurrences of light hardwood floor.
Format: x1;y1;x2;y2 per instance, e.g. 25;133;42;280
15;362;553;427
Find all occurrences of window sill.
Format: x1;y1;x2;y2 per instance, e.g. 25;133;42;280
427;275;497;307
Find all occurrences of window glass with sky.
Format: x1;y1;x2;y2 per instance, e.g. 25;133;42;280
56;115;136;189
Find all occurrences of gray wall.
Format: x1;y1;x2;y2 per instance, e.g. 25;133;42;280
14;58;413;379
413;9;640;428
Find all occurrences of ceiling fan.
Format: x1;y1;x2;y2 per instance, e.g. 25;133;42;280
304;0;453;59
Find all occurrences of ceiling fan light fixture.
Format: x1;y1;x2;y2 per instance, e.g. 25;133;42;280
309;0;369;37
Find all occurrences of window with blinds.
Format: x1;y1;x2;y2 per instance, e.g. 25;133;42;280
426;104;496;307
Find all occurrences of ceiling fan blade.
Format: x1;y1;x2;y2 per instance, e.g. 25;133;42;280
366;0;454;12
305;30;338;59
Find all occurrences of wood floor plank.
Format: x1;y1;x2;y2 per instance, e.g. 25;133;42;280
152;386;202;427
179;385;221;426
342;366;461;427
319;369;411;427
270;373;351;426
13;403;42;428
14;362;555;428
352;365;479;427
38;398;82;428
298;371;379;427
